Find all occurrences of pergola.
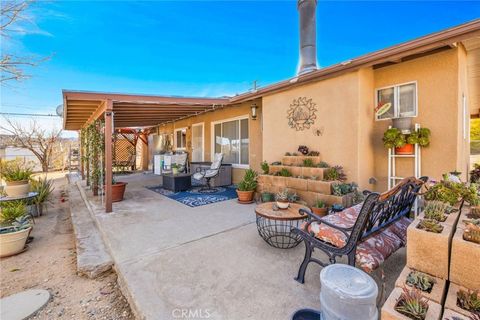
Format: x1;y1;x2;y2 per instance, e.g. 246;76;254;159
63;90;228;212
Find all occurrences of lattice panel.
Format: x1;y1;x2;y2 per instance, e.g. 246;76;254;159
113;132;136;169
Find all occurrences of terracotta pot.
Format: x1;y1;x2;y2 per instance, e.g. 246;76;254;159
276;200;290;209
111;182;127;202
311;207;328;216
0;227;32;258
237;190;254;203
4;180;30;197
395;144;414;155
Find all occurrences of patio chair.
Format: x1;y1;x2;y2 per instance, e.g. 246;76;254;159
192;153;224;192
174;153;188;173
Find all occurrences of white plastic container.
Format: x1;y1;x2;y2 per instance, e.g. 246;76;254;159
320;264;378;320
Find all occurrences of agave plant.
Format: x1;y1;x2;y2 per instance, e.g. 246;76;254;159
417;219;444;234
395;286;429;320
324;166;347;182
406;271;436;293
423;201;448;222
457;289;480;313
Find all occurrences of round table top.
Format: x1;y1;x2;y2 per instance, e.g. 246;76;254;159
255;202;308;221
0;192;38;202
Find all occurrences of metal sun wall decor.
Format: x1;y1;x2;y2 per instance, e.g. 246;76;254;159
287;97;317;131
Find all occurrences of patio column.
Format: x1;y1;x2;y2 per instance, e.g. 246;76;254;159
79;130;85;180
141;132;149;171
105;99;113;213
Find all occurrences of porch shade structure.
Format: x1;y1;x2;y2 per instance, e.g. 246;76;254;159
63;90;228;212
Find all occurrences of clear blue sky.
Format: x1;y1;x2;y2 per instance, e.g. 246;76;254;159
1;1;479;120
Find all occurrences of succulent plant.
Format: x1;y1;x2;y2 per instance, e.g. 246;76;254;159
317;161;330;168
313;200;326;208
237;169;258;192
324;166;347;182
307;151;320;156
292;152;298;156
303;158;315;167
310;176;318;181
417;219;444;234
469;207;480;219
332;182;356;196
463;222;480;244
271;161;282;166
394;286;429;320
471;163;480;183
298;145;309;155
406;271;436;293
277;168;292;177
285;152;292;156
424;179;479;206
457;289;480;313
275;189;289;202
423;201;448;222
260;161;269;175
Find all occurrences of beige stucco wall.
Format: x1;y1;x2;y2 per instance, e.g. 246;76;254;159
372;48;466;190
155;99;262;183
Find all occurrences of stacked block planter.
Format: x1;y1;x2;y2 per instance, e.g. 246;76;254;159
381;287;442;320
281;155;321;166
444;283;479;318
441;309;470;320
394;266;447;305
449;206;480;291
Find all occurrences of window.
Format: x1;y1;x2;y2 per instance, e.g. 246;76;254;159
375;82;417;120
174;128;187;150
213;117;249;166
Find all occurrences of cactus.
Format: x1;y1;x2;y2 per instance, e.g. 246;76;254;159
406;271;436;293
463;222;480;244
395;286;429;320
417;219;444;234
424;201;448;222
457;289;480;313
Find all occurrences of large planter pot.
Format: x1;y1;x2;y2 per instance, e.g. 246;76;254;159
311;207;328;217
237;190;254;203
395;144;414;155
0;227;32;258
111;182;127;202
4;180;30;197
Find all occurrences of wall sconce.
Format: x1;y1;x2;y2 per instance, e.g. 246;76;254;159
251;103;258;120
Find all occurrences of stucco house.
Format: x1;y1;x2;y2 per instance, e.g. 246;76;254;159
63;4;480;211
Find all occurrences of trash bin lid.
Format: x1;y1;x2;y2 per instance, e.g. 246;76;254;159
320;264;378;301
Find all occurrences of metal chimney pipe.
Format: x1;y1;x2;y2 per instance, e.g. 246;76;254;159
297;0;318;75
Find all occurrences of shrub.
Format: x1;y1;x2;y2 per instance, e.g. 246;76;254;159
0;201;28;223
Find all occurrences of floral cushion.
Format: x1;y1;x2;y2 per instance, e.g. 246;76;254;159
387;217;412;245
356;229;403;273
306;203;363;247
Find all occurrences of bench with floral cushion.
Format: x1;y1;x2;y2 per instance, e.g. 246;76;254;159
292;176;427;283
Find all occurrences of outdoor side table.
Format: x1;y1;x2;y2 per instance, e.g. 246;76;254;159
0;192;39;221
255;202;309;249
162;173;192;192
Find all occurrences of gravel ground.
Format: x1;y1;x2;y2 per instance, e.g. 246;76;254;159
0;175;134;320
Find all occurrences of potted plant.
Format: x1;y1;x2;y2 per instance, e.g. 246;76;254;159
30;177;54;216
261;192;274;203
236;169;258;203
260;161;269;175
0;201;32;258
311;199;328;216
171;163;179;175
383;127;431;155
275;189;290;209
0;160;33;197
111;178;127;202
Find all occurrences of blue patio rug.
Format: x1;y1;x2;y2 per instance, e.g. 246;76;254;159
145;184;238;208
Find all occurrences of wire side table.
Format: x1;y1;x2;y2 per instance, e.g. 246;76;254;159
255;202;309;249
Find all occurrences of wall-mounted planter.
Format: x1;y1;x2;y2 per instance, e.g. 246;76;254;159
394;266;447;305
407;218;454;279
449;212;480;290
381;287;442;320
444;283;480;318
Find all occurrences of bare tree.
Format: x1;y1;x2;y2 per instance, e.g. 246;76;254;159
1;0;45;83
1;117;62;172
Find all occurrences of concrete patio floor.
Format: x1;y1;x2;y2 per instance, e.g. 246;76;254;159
78;172;405;320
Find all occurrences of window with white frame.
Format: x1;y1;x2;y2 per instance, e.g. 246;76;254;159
375;82;417;120
174;128;187;150
213;117;249;166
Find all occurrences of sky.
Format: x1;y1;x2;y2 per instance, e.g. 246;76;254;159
1;0;479;137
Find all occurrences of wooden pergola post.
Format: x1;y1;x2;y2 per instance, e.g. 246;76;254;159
105;99;113;213
79;130;85;180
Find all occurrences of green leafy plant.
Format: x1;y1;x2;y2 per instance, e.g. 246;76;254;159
383;128;407;149
332;182;356;196
30;177;54;205
0;201;28;224
0;215;32;234
423;201;448;222
0;159;33;182
394;286;429;320
406;271;436;293
417;219;443;233
407;128;431;147
313;200;326;209
317;161;330;168
324;166;347;182
424;179;479;206
457;289;480;313
237;169;258;192
303;158;315;168
277;168;292;177
285;152;292;156
260;161;269;175
307;151;319;156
